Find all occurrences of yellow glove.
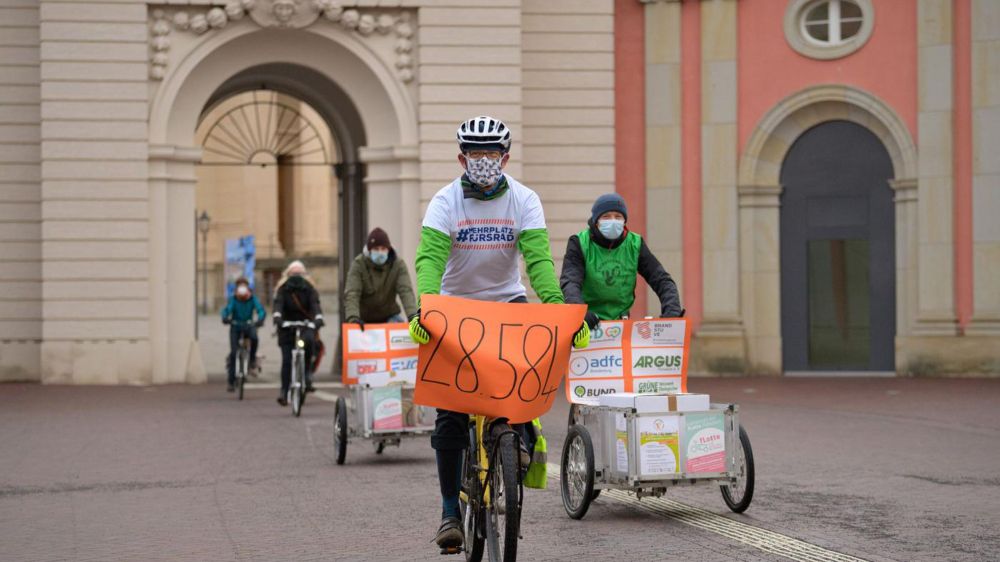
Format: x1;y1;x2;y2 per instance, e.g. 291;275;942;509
572;322;590;349
408;312;430;345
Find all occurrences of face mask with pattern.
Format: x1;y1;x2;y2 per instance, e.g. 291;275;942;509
464;155;504;189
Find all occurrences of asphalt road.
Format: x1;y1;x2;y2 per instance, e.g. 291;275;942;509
1;376;997;561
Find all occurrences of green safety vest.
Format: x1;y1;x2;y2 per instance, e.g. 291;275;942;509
578;229;642;320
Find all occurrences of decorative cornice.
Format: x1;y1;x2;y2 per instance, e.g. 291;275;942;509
149;1;415;83
737;183;783;208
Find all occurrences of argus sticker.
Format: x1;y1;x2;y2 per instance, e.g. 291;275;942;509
566;318;690;404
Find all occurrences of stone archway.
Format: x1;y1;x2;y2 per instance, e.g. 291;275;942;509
737;85;917;374
147;23;418;382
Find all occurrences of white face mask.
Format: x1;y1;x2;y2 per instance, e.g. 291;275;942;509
464;155;503;188
370;250;389;265
236;285;250;298
598;218;625;240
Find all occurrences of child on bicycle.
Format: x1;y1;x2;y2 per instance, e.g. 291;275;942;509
220;277;266;392
272;260;325;406
408;116;590;549
560;193;683;324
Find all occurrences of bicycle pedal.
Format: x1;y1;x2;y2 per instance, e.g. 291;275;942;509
439;546;463;555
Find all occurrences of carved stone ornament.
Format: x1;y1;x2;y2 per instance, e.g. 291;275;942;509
149;3;415;82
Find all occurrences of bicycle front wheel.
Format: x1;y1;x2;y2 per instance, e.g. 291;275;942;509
485;423;520;562
237;349;247;401
291;353;304;417
461;427;485;562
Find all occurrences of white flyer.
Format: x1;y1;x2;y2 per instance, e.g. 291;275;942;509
637;415;680;476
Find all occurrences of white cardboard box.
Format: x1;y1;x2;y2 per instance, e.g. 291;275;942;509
634;394;669;413
599;392;638;409
667;393;710;412
358;369;417;388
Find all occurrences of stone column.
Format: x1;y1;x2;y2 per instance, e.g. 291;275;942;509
968;0;1000;336
360;145;421;271
698;0;745;367
642;0;684;315
737;184;782;374
914;0;958;335
890;178;920;343
149;144;205;384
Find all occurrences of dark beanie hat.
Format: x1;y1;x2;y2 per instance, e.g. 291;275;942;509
366;227;391;251
590;193;628;225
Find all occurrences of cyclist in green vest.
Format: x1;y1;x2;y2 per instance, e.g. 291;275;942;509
560;193;683;326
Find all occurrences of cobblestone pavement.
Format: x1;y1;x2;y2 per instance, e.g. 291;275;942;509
1;377;998;561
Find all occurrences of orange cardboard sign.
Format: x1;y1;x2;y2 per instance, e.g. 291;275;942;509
565;318;691;404
340;322;419;384
414;295;586;424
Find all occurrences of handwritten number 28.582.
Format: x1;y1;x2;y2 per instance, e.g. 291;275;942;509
419;313;562;404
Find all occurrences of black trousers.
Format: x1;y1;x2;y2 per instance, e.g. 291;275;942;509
226;324;258;385
431;409;536;454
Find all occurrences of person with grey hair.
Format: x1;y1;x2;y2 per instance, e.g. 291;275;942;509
272;260;324;405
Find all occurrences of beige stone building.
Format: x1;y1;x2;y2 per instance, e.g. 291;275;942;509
1;0;998;383
0;0;617;383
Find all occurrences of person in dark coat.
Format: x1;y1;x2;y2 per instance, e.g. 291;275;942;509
272;260;324;406
560;193;683;329
343;227;418;329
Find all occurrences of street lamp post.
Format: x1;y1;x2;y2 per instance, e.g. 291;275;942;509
197;211;211;314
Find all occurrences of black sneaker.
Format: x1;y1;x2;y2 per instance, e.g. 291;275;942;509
276;397;288;406
226;384;235;393
305;383;316;393
434;516;463;549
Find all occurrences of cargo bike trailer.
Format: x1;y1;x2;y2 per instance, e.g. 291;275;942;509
561;403;755;519
333;373;435;465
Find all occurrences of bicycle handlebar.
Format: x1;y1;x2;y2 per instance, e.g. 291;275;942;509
281;320;316;329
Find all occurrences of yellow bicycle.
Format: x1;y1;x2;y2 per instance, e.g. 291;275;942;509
454;414;523;562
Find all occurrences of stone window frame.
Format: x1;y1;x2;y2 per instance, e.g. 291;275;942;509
784;0;875;61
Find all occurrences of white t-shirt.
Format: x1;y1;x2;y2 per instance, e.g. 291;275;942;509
422;174;546;303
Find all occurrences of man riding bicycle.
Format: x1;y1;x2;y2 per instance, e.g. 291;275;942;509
408;116;590;549
560;193;683;323
221;277;266;392
344;227;418;328
272;260;324;406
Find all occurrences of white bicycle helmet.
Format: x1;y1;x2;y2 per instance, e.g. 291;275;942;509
456;116;511;153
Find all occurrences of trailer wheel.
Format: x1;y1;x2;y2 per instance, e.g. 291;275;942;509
720;425;754;513
560;424;596;520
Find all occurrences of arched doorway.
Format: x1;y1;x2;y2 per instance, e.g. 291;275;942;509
779;120;896;372
147;26;418;381
192;86;354;379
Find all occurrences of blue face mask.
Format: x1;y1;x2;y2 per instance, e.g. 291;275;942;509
370;250;389;265
597;219;625;240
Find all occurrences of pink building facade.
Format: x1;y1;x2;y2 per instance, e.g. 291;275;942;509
621;0;999;375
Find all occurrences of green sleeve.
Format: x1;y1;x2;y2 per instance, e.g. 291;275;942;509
415;226;452;307
518;228;565;304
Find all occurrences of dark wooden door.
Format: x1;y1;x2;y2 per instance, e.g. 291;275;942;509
780;120;895;371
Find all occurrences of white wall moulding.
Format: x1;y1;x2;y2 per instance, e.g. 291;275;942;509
149;2;416;83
